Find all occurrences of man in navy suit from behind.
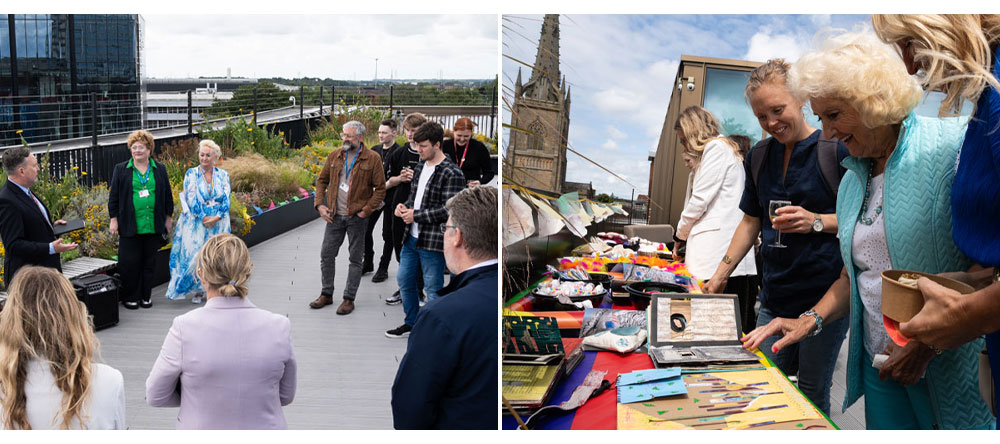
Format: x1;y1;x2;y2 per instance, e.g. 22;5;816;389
390;186;498;429
0;146;77;286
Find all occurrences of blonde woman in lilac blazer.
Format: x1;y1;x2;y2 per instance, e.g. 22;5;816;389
146;234;296;429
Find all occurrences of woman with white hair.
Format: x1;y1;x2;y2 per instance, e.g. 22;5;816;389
741;31;993;429
165;139;231;303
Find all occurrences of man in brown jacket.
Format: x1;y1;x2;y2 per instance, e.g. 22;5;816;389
311;120;386;314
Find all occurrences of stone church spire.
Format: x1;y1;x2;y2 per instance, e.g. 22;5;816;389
532;15;561;85
508;13;572;195
522;14;562;102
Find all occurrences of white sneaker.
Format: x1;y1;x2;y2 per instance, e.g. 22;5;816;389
191;296;203;304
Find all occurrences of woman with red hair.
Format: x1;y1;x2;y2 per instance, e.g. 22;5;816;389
441;117;494;187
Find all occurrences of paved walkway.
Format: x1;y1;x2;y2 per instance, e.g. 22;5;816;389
95;217;411;429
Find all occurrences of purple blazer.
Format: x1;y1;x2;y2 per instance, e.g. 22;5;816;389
146;296;296;429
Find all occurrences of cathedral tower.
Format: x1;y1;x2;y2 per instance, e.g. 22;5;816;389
508;14;571;194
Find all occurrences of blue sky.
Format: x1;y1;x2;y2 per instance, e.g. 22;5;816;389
503;14;882;198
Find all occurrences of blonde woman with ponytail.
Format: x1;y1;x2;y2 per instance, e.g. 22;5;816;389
672;106;758;334
0;266;125;429
146;233;296;429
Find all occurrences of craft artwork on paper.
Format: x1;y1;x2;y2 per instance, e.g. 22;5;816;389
655;297;738;343
616;368;826;430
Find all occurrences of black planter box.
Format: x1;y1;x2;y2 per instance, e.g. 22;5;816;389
153;195;318;286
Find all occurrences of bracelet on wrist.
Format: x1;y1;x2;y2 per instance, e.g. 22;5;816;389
799;309;824;337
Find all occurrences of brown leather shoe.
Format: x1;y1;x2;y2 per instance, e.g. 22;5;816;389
310;294;334;309
336;299;355;315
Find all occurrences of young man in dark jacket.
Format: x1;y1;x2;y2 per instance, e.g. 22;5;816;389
390;186;497;429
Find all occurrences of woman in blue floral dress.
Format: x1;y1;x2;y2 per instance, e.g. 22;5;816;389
165;139;231;303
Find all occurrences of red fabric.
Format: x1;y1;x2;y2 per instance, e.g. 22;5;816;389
569;352;653;430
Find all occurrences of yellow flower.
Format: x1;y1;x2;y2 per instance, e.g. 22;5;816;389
72;166;79;170
62;196;67;199
247;128;253;132
251;142;255;145
16;130;23;134
81;171;87;176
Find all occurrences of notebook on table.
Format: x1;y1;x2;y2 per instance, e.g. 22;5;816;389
647;293;760;367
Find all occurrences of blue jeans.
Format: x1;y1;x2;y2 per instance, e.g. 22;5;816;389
398;235;445;327
756;306;848;415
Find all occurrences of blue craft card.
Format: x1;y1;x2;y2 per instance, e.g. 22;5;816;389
617;367;682;386
617;378;688;404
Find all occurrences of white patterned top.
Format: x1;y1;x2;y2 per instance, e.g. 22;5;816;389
851;173;892;358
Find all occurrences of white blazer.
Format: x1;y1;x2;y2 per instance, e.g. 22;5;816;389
10;358;126;429
676;138;756;280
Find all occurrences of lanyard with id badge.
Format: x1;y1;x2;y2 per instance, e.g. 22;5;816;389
341;149;361;193
137;167;152;199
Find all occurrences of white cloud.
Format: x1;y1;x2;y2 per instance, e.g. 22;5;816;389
743;26;811;63
601;139;619;150
144;15;498;79
593;88;642;114
607;125;627;140
810;15;832;27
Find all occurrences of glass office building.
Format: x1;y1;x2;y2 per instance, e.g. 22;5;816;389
0;14;143;146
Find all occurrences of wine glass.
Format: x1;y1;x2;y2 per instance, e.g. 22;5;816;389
769;200;791;248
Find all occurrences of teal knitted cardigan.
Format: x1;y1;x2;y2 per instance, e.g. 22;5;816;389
836;112;993;429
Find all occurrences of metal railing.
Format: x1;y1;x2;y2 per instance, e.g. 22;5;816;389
2;81;499;149
1;91;142;147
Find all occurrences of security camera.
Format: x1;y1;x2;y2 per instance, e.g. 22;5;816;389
686;82;695;91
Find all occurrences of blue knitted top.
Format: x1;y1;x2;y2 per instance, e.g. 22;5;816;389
952;45;1000;267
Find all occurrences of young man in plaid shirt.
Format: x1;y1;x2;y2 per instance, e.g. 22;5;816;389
385;121;466;338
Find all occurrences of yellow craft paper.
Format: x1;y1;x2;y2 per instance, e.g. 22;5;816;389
616;404;691;430
502;364;560;403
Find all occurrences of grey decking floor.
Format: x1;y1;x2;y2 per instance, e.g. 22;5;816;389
828;329;867;430
95;217;411;430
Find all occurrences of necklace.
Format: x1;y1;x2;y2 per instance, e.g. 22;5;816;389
858;159;883;226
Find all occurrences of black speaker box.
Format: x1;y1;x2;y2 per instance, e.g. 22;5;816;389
71;274;119;330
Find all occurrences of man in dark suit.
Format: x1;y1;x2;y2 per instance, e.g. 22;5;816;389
0;146;77;286
390;186;498;430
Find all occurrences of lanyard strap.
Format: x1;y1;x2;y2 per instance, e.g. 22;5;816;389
458;140;471;168
136;165;152;188
344;148;361;181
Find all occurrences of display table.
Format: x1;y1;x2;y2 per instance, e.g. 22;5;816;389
503;278;839;430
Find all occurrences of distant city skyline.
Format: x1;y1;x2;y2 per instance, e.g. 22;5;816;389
143;15;498;80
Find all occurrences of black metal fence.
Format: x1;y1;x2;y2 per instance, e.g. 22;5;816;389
2;81;499;149
1;91;143;147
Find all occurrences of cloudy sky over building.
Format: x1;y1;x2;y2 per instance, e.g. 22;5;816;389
144;15;498;80
502;14;874;199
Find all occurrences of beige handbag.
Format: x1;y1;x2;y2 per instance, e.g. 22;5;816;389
980;348;996;416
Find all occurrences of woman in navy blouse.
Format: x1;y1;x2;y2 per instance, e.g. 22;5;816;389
702;59;849;415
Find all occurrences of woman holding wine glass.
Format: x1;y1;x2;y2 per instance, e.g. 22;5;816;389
702;59;849;415
741;32;992;429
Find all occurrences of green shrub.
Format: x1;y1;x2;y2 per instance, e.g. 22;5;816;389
200;117;289;161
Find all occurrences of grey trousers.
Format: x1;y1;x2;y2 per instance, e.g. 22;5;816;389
320;214;368;300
